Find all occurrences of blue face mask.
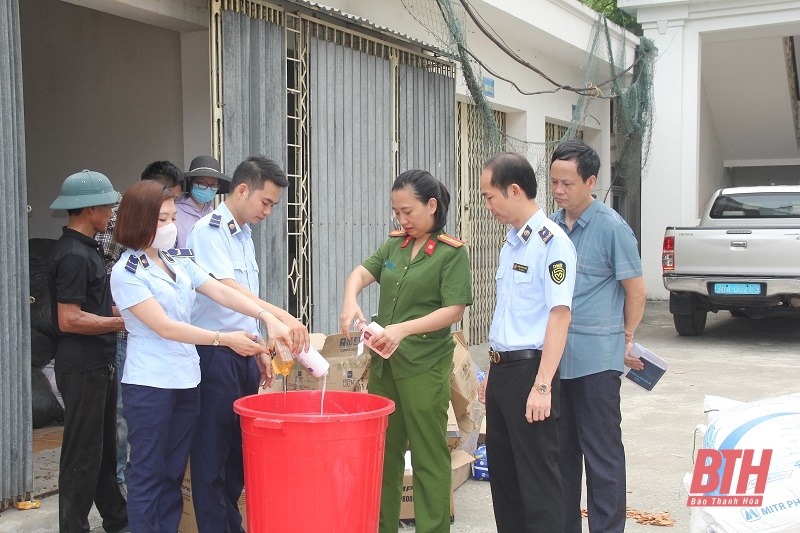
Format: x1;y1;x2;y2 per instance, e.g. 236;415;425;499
191;184;217;204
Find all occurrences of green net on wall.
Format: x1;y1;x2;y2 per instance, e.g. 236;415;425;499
401;0;656;213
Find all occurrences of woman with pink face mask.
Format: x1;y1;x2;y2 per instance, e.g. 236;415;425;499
110;180;289;532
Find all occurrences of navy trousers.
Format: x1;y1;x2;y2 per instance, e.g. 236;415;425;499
558;370;626;533
123;384;199;533
485;358;563;533
190;345;260;533
56;366;128;533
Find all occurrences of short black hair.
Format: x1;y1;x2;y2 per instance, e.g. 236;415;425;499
482;152;537;199
231;155;289;192
392;169;451;232
550;139;600;182
141;161;184;190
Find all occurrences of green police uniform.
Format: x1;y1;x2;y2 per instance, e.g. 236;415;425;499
362;228;472;533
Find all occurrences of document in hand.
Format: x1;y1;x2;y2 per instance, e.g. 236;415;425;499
623;343;669;391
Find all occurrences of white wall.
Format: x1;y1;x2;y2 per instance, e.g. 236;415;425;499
21;0;185;239
181;30;212;169
698;81;726;208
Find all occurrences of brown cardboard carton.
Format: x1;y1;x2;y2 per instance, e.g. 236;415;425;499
450;331;478;418
284;332;370;392
446;402;461;451
399;449;475;522
178;462;246;533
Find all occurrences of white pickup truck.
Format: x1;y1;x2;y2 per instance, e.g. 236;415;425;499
662;185;800;336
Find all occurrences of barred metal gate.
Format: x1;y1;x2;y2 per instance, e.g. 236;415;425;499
457;102;506;345
0;0;32;510
213;0;456;334
543;122;583;214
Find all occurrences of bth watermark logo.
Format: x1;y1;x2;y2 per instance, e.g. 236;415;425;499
687;449;772;507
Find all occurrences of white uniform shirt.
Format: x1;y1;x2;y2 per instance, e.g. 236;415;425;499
488;210;577;351
187;202;260;336
111;248;210;388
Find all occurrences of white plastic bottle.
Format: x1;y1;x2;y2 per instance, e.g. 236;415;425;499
294;345;330;378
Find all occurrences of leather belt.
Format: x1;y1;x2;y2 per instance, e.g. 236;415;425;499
489;349;542;364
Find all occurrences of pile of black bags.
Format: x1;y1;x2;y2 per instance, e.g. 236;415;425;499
29;238;64;429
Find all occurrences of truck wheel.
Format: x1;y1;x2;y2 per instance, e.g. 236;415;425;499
673;310;707;336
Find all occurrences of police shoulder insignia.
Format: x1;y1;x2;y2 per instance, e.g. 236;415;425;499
538;226;553;244
138;254;151;269
424;239;437;256
124;254;139;273
437;234;465;248
209;213;222;228
227;220;237;235
389;229;408;237
549;261;566;284
167;248;194;258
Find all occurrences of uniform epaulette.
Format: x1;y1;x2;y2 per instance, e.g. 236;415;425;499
124;254;139;273
437;234;465;248
389;229;408;237
166;248;194;258
209;213;222;228
537;226;553;245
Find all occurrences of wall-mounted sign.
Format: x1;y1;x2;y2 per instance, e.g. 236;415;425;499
483;77;494;98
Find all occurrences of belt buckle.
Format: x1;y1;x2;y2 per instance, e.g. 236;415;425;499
489;350;501;364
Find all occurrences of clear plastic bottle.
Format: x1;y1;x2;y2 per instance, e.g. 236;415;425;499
271;338;294;376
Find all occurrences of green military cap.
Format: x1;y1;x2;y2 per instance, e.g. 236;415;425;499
50;170;121;210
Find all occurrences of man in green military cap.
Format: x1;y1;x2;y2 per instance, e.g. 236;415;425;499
47;170;129;533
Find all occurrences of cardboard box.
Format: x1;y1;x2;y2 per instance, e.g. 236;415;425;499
447;396;485;454
450;331;478;418
284;332;370;392
399;449;475;523
178;462;246;533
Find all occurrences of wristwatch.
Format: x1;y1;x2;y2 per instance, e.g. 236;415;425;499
534;382;551;394
212;331;220;347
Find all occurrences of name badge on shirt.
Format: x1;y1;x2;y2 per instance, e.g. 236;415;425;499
512;263;528;273
384;260;396;271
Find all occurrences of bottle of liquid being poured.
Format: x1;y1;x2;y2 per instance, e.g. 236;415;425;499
271;338;294;376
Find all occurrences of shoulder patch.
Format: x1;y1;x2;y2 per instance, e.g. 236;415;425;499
538;226;553;244
437;234;465;248
209;213;222;228
520;225;534;243
124;254;139;274
549;261;566;284
167;248;194;258
389;229;408;237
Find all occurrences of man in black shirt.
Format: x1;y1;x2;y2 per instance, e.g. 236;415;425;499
47;170;128;533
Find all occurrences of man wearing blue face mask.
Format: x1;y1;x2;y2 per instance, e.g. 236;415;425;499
175;155;232;248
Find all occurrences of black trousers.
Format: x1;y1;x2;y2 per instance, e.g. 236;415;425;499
56;366;128;533
486;358;563;533
559;370;626;533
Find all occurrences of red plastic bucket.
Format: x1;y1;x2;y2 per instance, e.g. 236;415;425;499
233;391;395;533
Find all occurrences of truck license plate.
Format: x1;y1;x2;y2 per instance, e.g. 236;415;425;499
713;283;762;295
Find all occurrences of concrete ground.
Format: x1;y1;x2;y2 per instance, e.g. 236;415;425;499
2;299;798;532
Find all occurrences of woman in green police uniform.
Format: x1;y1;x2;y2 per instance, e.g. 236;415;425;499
340;169;472;533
